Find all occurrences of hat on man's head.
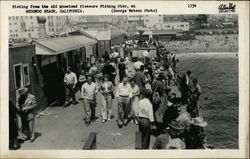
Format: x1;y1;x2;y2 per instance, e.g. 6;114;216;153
18;87;28;96
192;117;208;127
167;101;173;107
168;120;184;130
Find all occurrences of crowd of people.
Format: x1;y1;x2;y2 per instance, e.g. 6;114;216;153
62;39;212;149
9;38;213;150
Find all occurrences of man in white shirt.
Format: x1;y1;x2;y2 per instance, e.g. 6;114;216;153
134;58;144;70
81;75;97;126
64;67;77;107
137;89;154;149
116;76;132;128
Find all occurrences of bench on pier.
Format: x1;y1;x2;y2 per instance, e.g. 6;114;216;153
83;132;97;150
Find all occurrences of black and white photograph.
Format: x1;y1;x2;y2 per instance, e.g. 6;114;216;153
8;14;239;150
1;1;249;159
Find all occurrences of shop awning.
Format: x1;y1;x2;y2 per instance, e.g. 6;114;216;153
33;35;97;55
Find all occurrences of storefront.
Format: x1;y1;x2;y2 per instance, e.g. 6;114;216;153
33;35;97;105
9;43;47;110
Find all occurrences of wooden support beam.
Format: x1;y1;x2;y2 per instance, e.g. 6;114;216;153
83;132;97;150
135;131;142;149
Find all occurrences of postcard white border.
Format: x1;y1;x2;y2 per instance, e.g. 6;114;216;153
1;1;249;158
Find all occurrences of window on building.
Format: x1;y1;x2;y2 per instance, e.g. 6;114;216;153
21;16;23;20
16;34;18;38
13;63;23;89
23;64;30;86
12;16;15;20
9;23;12;25
159;15;162;16
13;34;15;37
25;16;28;19
180;25;184;27
14;23;17;25
16;16;18;19
186;24;188;26
28;33;31;37
9;17;11;20
15;30;17;32
10;30;12;32
52;28;54;32
30;16;33;19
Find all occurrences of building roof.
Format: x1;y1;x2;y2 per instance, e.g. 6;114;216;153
33;35;97;55
152;29;182;35
84;29;111;41
9;43;34;49
111;30;128;38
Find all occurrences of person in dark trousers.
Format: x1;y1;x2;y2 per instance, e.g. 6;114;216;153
134;65;147;92
180;70;191;104
64;67;78;106
118;58;126;82
103;50;110;63
102;60;116;86
189;78;202;117
137;90;154;149
9;100;19;149
190;78;202;104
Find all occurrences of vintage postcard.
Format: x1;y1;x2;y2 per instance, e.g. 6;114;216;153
0;1;249;158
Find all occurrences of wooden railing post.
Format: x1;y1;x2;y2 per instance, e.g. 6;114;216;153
135;131;142;149
83;132;97;150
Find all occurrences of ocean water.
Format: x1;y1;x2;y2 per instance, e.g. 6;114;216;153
176;52;239;149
